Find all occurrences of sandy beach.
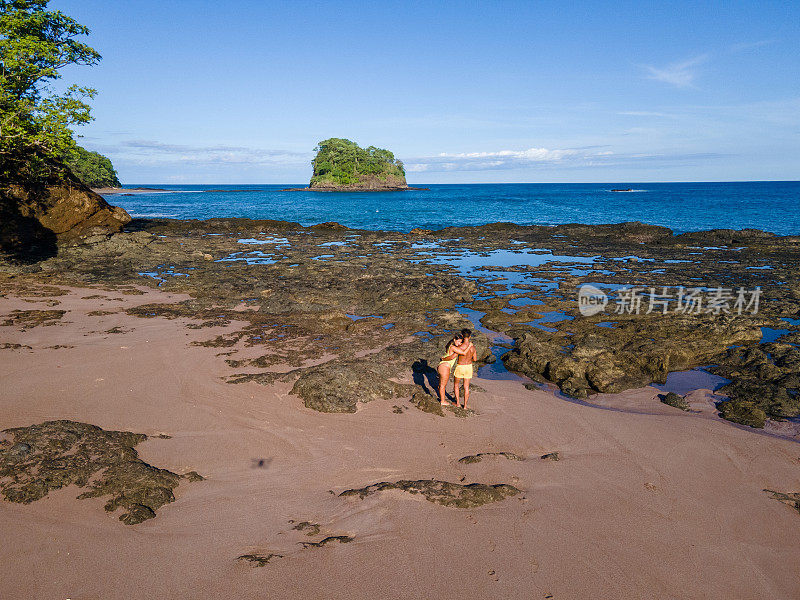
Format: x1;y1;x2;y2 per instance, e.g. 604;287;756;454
2;276;799;599
4;1;799;597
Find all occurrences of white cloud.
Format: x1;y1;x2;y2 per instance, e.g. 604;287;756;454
100;139;311;167
405;145;727;173
436;147;578;161
644;54;709;88
405;146;579;172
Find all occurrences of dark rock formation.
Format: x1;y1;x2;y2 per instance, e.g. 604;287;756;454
764;489;800;515
660;392;691;411
290;520;321;536
717;400;767;428
504;315;760;399
1;162;130;261
299;535;353;549
237;553;283;567
710;344;800;427
458;452;523;464
0;420;200;524
291;349;416;413
410;390;445;416
339;479;521;508
1;309;65;328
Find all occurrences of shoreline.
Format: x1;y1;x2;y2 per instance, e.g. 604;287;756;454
280;185;430;192
125;215;799;240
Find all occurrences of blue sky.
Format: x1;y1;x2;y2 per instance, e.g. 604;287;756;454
54;0;799;184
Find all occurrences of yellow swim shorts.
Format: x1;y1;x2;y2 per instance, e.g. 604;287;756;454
453;363;473;379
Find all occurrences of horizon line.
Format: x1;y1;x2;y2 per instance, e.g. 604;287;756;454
118;179;800;186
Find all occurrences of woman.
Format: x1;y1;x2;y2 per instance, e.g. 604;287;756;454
437;333;470;406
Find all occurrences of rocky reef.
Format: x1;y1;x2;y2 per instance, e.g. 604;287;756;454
504;314;760;398
0;420;202;524
709;343;800;428
1;217;798;432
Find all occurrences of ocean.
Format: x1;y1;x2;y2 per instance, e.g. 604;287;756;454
105;181;800;235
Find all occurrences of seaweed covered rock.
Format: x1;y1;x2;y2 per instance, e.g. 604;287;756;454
339;479;521;508
292;359;414;413
1;309;65;328
504;315;761;399
710;343;800;427
410;390;445;416
764;489;800;515
660;392;691;411
0;420;198;524
237;553;283;567
290;338;440;413
299;535;354;549
458;452;523;464
717;400;767;428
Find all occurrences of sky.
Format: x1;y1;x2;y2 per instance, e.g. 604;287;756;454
53;0;800;184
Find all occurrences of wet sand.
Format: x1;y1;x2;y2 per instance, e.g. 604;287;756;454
2;284;800;599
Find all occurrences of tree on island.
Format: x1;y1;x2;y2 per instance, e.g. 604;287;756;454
59;145;121;188
0;0;118;186
310;138;407;189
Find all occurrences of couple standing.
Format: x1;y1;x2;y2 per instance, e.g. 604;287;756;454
437;328;477;409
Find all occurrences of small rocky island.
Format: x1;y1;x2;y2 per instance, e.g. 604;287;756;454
285;138;425;191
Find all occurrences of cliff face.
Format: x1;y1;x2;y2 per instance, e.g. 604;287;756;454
1;163;131;261
309;173;409;191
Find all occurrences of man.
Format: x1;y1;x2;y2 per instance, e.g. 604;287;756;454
453;328;477;409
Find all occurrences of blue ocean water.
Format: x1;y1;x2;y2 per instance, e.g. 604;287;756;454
105;181;800;235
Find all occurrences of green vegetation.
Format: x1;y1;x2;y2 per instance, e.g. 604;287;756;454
310;138;406;188
59;145;120;187
0;0;100;183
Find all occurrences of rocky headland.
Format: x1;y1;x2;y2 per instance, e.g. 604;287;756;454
1;159;131;261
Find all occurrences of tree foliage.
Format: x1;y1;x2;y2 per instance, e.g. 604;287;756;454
311;138;405;187
59;144;120;188
0;0;101;183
